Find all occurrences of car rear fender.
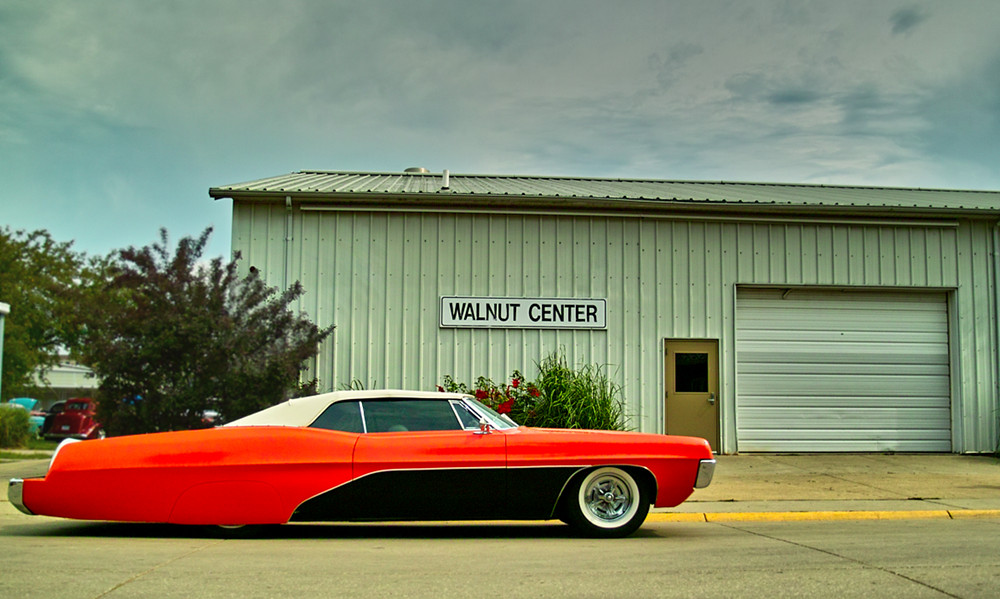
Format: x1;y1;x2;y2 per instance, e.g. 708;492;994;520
167;481;286;526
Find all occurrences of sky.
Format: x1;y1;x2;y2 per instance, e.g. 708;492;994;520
2;1;999;259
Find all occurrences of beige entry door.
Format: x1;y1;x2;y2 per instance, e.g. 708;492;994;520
665;339;719;451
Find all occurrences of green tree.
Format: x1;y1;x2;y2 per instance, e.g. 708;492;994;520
0;227;86;400
76;228;334;435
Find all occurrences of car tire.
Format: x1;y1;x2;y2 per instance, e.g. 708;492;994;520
565;466;649;538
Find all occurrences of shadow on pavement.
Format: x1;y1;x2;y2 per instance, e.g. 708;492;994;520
0;519;645;540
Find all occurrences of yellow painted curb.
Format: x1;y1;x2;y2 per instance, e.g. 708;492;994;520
647;512;707;523
650;509;1000;523
948;509;1000;519
706;510;949;522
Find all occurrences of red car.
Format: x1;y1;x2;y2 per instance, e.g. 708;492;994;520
10;390;715;537
43;398;104;441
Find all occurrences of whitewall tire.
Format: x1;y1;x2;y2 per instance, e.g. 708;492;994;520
566;467;649;538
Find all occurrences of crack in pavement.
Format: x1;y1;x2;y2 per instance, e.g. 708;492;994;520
759;456;917;499
91;538;227;599
720;522;964;598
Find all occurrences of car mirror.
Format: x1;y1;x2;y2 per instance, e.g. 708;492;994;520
475;417;493;435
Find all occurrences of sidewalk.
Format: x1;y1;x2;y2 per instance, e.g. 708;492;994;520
652;453;1000;522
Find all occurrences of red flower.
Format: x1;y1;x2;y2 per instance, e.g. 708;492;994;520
497;399;514;414
436;385;445;392
511;378;520;388
530;388;540;397
475;389;489;400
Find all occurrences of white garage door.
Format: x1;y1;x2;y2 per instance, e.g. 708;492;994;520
736;288;951;452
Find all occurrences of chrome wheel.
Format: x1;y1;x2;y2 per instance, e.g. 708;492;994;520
584;473;632;521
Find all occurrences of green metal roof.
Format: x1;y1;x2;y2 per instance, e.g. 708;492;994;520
209;170;1000;216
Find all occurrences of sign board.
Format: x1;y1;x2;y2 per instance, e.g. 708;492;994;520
440;297;607;329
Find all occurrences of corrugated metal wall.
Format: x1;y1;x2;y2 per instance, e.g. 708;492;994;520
232;202;998;453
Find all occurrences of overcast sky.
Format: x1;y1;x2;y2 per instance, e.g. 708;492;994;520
3;1;999;259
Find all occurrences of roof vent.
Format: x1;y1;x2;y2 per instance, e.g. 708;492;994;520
404;167;429;173
442;169;450;190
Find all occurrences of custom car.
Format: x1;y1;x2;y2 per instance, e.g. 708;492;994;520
9;390;715;537
43;398;104;441
41;401;65;437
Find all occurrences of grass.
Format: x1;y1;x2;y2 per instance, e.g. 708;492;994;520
26;438;58;451
0;437;58;461
0;450;53;461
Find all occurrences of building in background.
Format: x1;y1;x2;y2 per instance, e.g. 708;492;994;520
210;170;1000;454
31;357;97;408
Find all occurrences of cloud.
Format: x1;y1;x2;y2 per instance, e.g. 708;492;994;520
889;7;927;35
3;0;1000;261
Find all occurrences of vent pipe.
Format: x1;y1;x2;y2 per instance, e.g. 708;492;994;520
442;169;450;190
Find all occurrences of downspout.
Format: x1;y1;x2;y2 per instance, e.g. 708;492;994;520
994;222;1000;452
0;302;9;401
284;196;293;291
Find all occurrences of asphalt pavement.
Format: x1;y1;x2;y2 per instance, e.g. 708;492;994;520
3;452;1000;523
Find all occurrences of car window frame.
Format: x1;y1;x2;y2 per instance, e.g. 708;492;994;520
308;396;518;434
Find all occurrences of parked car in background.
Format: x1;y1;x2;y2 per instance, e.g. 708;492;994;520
44;398;104;441
41;401;66;437
6;398;45;438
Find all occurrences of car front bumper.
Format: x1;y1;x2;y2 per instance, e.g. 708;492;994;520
694;459;716;489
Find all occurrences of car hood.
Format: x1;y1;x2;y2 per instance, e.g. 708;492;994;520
9;398;39;410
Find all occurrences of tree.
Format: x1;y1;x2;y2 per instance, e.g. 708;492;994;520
0;227;86;400
76;228;334;435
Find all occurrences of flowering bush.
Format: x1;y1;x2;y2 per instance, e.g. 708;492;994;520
439;370;540;422
439;352;627;431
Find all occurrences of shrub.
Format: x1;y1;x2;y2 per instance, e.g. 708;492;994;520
531;353;627;430
439;352;628;431
0;406;30;448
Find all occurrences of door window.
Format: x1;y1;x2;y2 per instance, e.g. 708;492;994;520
675;353;709;392
361;400;465;433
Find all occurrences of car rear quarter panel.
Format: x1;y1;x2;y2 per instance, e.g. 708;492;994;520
22;427;357;524
505;428;713;508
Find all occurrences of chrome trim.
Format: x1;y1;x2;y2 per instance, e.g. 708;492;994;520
694;459;716;489
7;479;34;515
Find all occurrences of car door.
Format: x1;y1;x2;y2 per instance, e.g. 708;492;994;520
292;398;507;522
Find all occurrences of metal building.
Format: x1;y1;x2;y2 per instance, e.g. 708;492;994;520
210;170;1000;454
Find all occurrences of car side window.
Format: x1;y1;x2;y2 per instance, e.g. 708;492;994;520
361;400;464;433
451;400;481;429
310;401;364;433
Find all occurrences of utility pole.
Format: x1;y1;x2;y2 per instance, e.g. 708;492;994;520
0;302;9;401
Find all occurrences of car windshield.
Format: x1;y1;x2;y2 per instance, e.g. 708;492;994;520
65;402;90;411
463;397;518;430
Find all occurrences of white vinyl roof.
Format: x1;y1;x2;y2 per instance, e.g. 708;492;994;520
224;389;468;428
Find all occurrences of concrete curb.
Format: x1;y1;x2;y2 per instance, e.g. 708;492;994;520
648;509;1000;523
